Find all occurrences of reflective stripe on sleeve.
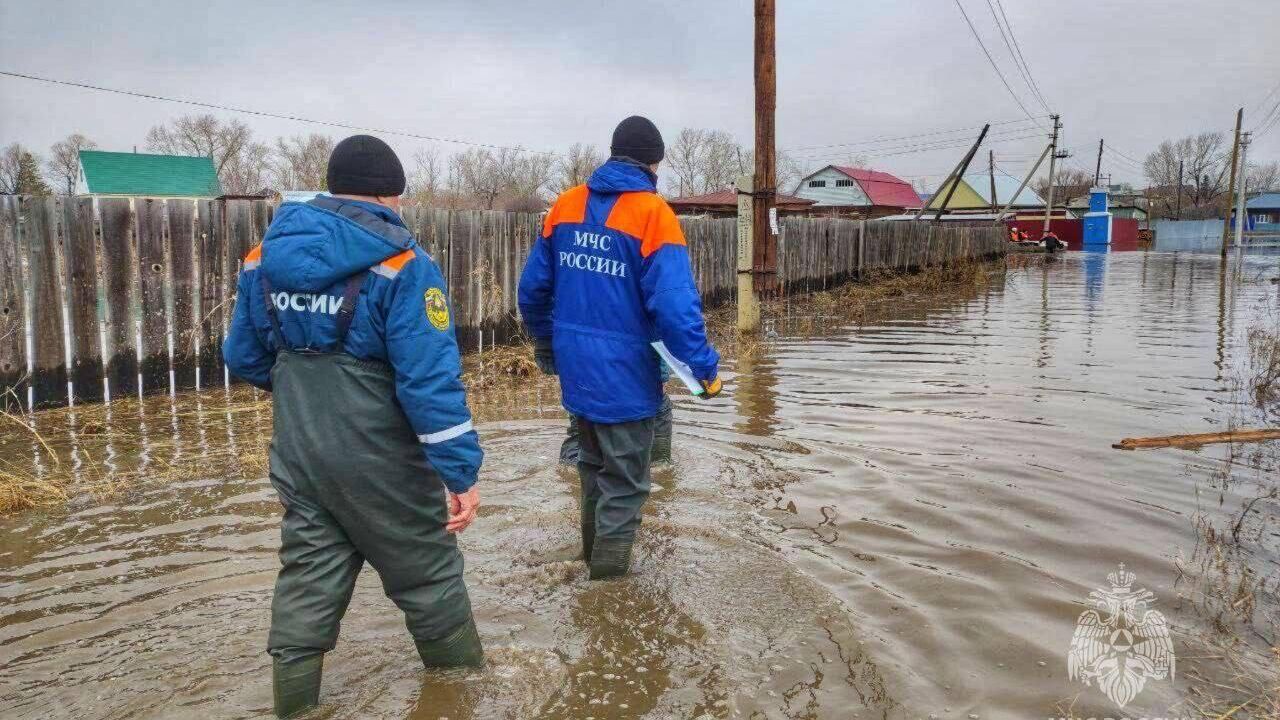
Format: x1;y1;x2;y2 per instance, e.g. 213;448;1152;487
419;420;473;444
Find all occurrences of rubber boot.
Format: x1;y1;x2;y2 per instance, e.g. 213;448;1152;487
272;655;323;719
415;616;484;669
588;539;634;580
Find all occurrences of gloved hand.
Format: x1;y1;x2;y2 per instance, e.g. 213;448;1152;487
533;336;556;376
698;375;723;399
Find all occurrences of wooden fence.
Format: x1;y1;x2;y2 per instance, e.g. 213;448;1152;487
0;196;1005;410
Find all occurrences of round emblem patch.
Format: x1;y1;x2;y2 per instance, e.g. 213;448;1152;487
424;287;450;330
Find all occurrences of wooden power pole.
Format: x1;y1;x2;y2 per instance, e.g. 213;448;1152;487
988;150;997;211
915;124;989;221
738;0;775;331
1220;107;1243;258
1094;139;1104;186
751;0;777;299
1041;114;1063;238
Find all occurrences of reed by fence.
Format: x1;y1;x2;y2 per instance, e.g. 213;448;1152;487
0;196;1005;410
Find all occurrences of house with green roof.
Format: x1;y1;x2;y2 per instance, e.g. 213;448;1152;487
77;150;221;197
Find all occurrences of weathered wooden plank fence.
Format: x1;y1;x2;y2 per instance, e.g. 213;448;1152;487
0;196;1005;410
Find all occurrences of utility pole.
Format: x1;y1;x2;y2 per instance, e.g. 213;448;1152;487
989;149;997;211
1041;114;1063;239
1094;138;1104;186
1234;131;1251;249
738;0;775;332
916;124;989;221
993;142;1052;224
1175;160;1183;219
1220;107;1243;258
751;0;778;300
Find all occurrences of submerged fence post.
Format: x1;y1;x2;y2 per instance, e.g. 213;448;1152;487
736;173;759;332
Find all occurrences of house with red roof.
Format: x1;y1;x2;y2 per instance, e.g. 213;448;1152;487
792;165;923;218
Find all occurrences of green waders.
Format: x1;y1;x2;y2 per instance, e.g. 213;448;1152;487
576;416;656;579
266;351;481;717
562;395;672;465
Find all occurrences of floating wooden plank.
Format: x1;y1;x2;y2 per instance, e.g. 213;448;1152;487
1113;429;1280;450
0;196;25;411
22;197;69;408
97;197;140;399
168;200;199;390
63;197;103;403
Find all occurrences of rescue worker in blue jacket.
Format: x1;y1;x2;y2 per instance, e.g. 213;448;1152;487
518;116;722;580
223;135;484;718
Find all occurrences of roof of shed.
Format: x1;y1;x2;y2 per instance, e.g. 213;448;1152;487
79;150;221;197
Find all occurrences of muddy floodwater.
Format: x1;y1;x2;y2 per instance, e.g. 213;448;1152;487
2;251;1279;719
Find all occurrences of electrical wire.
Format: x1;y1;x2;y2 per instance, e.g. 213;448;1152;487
787;124;1048;161
992;0;1052;112
0;69;559;156
983;0;1051;114
951;0;1044;127
783;116;1045;153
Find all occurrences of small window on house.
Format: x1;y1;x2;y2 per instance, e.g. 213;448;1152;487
808;180;826;188
835;179;854;187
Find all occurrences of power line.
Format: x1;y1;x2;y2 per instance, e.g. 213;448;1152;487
1106;144;1145;167
951;0;1043;126
788;124;1048;161
858;131;1045;160
0;69;559;156
991;0;1052;112
983;0;1051;114
783;116;1044;153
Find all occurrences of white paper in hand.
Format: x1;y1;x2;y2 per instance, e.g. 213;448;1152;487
651;341;704;395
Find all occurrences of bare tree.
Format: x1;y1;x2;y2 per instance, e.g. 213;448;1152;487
1034;168;1094;206
1246;160;1280;193
47;133;96;195
662;128;751;196
146;114;256;191
1143;132;1230;218
222;141;272;195
447;147;551;210
555;142;603;192
0;143;22;194
406;148;444;206
272;134;334;190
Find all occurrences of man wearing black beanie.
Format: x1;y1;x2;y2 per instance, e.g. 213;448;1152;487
225;134;484;717
519;117;723;581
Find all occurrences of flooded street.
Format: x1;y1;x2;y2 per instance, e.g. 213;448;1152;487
2;251;1278;719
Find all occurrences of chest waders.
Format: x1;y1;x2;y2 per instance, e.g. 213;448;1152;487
260;273;482;719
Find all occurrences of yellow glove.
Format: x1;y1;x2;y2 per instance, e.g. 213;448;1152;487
698;375;723;399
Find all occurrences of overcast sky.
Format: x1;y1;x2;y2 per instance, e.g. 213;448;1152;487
2;0;1278;192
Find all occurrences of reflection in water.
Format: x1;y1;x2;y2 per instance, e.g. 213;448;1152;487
1;252;1278;719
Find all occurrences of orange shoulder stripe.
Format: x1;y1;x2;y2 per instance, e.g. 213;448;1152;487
605;193;686;258
542;185;589;238
381;249;416;271
244;244;262;262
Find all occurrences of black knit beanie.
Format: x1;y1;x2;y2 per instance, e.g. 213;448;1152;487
610;116;665;165
326;135;406;196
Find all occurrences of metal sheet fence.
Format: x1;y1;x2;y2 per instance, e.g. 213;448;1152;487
0;197;1005;410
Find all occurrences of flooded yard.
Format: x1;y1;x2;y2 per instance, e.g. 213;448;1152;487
2;251;1278;719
